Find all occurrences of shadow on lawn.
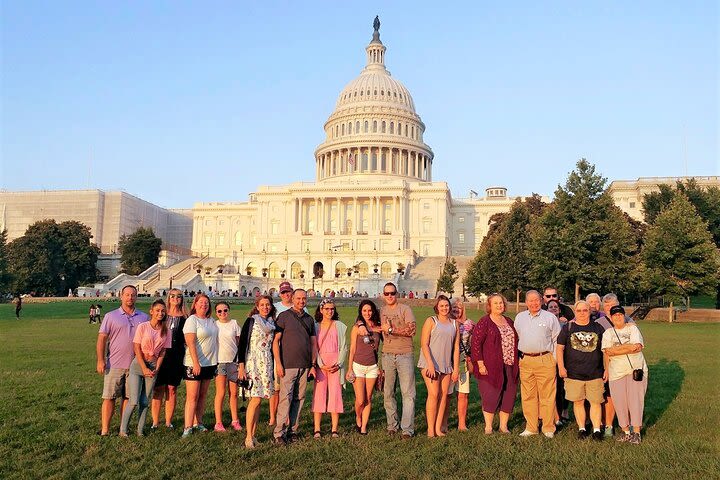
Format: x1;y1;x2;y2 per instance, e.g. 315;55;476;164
644;358;684;428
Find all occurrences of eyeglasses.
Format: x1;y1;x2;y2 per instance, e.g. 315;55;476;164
216;309;228;313
169;294;183;298
384;291;397;296
544;294;558;298
280;290;292;294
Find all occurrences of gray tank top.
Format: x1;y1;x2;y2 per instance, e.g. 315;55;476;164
417;317;456;374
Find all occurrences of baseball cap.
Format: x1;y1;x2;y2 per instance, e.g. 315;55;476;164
279;281;293;293
609;305;625;316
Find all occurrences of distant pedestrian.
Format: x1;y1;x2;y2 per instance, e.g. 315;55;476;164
13;295;22;319
94;304;103;324
89;304;96;324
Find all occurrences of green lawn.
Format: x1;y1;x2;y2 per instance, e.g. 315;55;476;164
1;301;718;479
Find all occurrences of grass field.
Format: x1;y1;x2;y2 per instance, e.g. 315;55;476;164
1;301;718;479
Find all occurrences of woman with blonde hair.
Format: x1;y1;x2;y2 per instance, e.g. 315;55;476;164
418;295;460;437
181;293;218;438
449;297;475;431
151;289;188;429
471;293;519;434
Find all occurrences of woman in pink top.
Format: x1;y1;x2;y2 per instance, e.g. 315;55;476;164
312;299;347;438
120;299;170;436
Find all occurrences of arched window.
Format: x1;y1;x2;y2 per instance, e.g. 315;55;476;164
381;121;386;133
341;124;345;135
404;124;408;136
357;261;369;278
397;122;402;135
372;121;377;133
364;121;369;133
290;262;302;279
381;261;392;278
246;262;258;276
355;121;360;133
389;122;394;134
268;262;280;278
335;261;346;277
348;122;352;134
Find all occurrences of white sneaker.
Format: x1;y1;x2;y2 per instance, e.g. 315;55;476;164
519;430;538;437
543;431;555;438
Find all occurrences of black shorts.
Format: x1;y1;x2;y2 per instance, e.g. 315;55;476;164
184;365;217;381
155;355;184;387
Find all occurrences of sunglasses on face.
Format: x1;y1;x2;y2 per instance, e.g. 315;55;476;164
169;294;183;298
281;291;292;294
384;291;397;296
544;294;558;298
217;309;228;313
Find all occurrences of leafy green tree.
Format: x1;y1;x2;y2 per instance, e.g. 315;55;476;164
528;159;639;301
118;227;163;275
436;257;459;295
0;230;11;295
641;195;720;307
642;180;720;307
464;197;542;298
7;220;98;296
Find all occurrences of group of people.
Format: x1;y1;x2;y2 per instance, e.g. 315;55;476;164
95;283;648;446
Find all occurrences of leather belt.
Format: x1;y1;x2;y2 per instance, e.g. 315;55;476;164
521;351;550;357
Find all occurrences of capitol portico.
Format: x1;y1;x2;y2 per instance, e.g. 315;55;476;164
189;20;523;296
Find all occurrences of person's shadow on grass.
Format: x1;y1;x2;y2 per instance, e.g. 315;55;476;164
644;358;684;428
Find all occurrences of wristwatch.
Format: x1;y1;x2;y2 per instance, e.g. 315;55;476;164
388;327;394;335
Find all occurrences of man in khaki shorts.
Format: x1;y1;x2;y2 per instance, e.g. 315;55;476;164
556;300;607;440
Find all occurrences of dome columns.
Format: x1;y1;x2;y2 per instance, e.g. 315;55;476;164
316;146;431;181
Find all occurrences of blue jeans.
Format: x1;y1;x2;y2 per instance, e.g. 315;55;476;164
382;352;416;435
120;358;157;435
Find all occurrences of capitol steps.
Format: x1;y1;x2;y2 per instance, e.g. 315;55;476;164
398;255;476;299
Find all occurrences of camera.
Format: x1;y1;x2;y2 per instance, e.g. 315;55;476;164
237;378;253;390
362;335;373;345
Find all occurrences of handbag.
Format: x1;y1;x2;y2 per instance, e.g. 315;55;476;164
375;368;385;392
612;328;644;382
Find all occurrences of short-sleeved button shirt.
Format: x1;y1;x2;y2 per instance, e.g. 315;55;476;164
99;307;149;369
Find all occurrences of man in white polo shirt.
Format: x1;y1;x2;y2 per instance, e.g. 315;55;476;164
514;289;561;438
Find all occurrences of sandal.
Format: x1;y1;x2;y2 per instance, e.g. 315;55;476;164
331;431;339;438
313;431;321;439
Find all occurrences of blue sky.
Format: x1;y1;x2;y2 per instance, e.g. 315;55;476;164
1;1;718;208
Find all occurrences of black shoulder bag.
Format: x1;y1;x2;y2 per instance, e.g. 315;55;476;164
612;328;644;382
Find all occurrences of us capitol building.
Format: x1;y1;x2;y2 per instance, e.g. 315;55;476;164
3;19;716;297
186;20;524;296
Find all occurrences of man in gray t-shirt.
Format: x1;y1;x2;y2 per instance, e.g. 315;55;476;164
272;289;318;444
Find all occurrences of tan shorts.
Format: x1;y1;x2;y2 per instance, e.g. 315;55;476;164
448;371;471;395
564;378;605;403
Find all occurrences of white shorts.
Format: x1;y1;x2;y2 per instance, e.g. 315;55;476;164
448;371;471;395
352;362;380;379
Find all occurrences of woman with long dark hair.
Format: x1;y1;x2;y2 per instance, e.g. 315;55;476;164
120;299;170;436
346;299;382;434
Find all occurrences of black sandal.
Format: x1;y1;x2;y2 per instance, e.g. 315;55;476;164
331;431;339;438
313;431;321;439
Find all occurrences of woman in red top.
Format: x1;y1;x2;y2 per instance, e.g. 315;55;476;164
471;293;519;434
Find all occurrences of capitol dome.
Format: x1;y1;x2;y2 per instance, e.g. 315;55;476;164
315;19;434;183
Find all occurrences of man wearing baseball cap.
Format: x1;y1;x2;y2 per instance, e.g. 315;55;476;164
275;281;295;314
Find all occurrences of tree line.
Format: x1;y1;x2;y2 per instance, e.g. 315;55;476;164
463;159;720;308
0;223;162;297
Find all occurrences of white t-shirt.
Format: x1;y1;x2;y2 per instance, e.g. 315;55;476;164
217;319;241;363
183;315;219;367
601;323;648;381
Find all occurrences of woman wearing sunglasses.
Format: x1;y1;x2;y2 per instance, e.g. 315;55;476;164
151;289;188;429
213;301;242;432
182;293;219;438
311;298;347;438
